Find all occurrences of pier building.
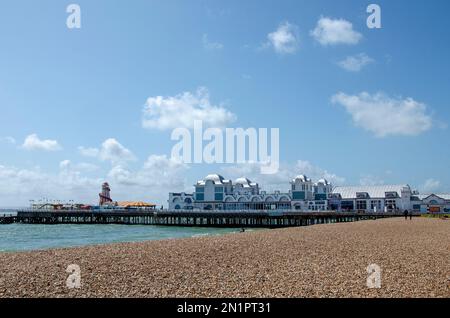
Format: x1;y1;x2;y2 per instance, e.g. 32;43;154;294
168;174;449;213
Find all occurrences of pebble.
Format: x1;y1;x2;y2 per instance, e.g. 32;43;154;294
0;217;448;297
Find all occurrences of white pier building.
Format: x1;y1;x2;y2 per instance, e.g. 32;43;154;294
168;174;450;213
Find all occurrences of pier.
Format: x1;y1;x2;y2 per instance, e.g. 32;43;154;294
0;215;16;224
0;210;415;228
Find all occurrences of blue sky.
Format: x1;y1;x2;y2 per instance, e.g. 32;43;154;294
0;0;449;206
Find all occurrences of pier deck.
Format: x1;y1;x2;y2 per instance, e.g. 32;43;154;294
0;210;416;228
0;215;16;224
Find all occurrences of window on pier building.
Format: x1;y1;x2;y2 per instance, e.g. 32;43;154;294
196;187;205;193
314;193;327;200
356;200;367;210
370;200;382;210
385;199;397;210
214;193;224;201
292;191;305;200
195;193;204;201
330;203;340;211
215;186;224;193
341;200;354;211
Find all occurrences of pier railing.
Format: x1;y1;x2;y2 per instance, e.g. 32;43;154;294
0;209;416;228
13;208;409;215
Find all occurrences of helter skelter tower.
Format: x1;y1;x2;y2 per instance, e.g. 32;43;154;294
99;182;113;206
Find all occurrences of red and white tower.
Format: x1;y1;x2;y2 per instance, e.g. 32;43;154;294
99;182;113;206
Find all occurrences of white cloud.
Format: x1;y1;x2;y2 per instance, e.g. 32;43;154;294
107;155;189;205
142;87;236;130
76;162;100;172
78;146;99;157
98;138;136;164
295;160;345;185
0;153;189;207
360;174;385;186
331;92;433;137
338;53;374;72
222;162;289;192
421;178;441;193
109;155;187;188
202;34;224;50
22;134;61;151
0;156;344;208
60;159;99;172
311;17;362;46
78;139;135;165
267;22;299;54
0;136;16;144
0;163;102;206
59;159;71;170
222;160;344;192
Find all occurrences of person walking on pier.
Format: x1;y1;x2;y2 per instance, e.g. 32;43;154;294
409;210;413;221
404;210;408;220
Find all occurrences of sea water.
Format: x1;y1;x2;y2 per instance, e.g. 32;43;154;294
0;223;240;252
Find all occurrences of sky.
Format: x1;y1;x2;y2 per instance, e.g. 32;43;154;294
0;0;449;207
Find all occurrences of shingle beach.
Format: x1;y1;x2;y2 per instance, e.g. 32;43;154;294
0;217;448;298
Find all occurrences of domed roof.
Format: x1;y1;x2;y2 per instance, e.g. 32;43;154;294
235;177;251;185
204;174;224;183
196;174;231;185
317;178;330;185
293;175;310;182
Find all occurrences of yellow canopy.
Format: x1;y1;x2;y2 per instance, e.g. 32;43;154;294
117;201;157;208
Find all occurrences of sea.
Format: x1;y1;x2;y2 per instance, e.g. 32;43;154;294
0;209;245;252
0;223;241;252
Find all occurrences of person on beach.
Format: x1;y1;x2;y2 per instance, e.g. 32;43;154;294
409;210;413;220
404;210;408;220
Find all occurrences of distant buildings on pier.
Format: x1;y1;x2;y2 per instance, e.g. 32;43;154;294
30;183;157;211
99;182;114;206
28;176;450;214
97;182;157;210
169;174;450;213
